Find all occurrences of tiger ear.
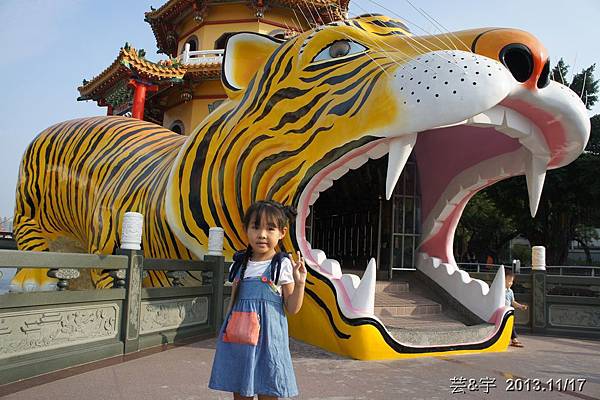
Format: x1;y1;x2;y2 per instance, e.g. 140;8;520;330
222;32;284;99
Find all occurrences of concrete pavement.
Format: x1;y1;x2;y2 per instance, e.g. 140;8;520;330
1;334;599;399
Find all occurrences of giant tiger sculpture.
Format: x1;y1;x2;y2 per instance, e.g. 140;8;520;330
10;15;589;359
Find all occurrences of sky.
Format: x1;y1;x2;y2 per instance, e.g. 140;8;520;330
0;0;599;219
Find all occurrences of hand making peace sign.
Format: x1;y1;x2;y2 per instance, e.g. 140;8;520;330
290;251;307;285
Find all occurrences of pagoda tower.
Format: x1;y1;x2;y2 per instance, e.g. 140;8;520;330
77;0;349;135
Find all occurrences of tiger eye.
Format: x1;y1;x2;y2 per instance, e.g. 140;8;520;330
329;40;351;58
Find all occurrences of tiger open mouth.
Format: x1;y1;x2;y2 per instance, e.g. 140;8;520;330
293;50;589;326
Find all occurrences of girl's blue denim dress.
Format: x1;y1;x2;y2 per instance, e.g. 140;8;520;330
209;259;298;398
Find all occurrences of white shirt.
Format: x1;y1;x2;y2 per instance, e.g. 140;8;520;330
230;257;294;287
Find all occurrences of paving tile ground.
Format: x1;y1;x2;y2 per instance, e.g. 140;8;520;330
1;334;599;400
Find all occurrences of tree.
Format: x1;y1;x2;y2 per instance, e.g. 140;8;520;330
586;114;600;154
551;59;569;86
454;192;516;263
552;59;599;110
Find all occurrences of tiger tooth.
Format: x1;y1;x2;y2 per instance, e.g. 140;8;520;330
320;258;342;278
346;155;369;170
386;134;417;200
488;265;506;311
329;166;349;180
417;253;506;322
525;152;548;217
367;142;389;160
351;258;376;314
316;178;334;192
341;273;360;291
310;249;326;265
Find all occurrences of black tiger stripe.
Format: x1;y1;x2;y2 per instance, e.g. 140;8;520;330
317;58;379;86
351;67;389;117
250;127;326;200
328;87;365;116
284;102;334;135
300;62;346;83
305;288;351;339
266;162;305;200
366;19;410;32
277;57;294;84
245;43;290;117
254;87;313;123
183;112;233;242
235;134;273;221
270;91;328;131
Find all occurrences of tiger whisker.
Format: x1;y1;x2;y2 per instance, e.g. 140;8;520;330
302;0;321;27
360;0;468;66
349;1;463;69
417;6;471;53
334;28;393;77
291;8;306;32
403;0;459;51
297;3;316;29
342;6;459;75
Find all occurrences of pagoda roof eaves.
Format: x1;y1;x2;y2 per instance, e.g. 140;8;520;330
78;45;189;100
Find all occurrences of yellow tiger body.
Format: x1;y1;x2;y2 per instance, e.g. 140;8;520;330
13;117;192;288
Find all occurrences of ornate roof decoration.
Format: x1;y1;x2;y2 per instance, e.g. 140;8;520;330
78;44;195;101
145;0;350;55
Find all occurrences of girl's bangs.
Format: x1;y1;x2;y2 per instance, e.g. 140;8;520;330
246;204;285;229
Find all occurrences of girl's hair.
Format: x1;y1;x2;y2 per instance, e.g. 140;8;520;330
229;200;297;283
242;200;297;230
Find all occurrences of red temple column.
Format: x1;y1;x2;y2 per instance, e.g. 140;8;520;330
98;99;113;116
128;79;158;120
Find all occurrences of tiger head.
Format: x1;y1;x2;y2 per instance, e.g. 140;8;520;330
167;15;590;358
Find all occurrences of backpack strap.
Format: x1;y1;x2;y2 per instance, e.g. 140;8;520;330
228;250;248;282
269;252;290;285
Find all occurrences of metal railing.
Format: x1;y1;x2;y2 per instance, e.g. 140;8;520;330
0;248;226;385
456;262;506;273
458;262;600;277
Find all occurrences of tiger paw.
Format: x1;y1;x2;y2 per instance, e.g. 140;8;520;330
10;268;57;292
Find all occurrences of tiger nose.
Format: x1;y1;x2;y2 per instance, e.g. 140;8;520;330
499;43;550;89
470;29;550;90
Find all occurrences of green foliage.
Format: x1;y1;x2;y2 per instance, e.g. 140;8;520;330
587;115;600;154
551;58;569;85
511;243;531;265
570;64;598;109
551;58;598;109
454;192;516;262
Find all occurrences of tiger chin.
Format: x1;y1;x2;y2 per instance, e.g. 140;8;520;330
11;15;589;359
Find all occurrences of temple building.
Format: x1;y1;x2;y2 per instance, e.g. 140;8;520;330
78;0;348;135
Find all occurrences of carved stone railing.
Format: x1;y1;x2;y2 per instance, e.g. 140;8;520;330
178;43;224;65
471;271;600;340
0;249;225;385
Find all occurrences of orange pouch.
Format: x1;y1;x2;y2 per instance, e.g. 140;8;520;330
223;311;260;345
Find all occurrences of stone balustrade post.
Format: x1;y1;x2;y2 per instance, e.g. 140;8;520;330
531;245;547;334
206;227;225;334
119;212;144;353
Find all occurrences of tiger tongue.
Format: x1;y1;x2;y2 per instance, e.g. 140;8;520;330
385;134;417;200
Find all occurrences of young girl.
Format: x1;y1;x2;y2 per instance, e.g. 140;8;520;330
209;200;306;399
